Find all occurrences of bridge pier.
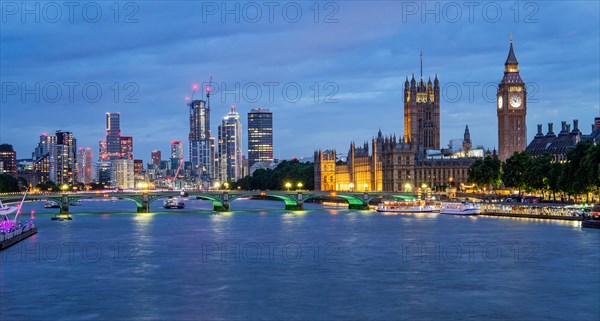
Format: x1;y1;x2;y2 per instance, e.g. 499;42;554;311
60;194;69;214
137;193;150;213
294;192;304;210
214;192;230;212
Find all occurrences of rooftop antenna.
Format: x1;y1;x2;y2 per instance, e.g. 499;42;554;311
206;75;213;112
420;48;423;80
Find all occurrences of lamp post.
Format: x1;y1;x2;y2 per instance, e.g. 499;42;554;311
404;183;411;193
285;182;292;191
214;182;221;190
223;182;230;190
297;182;303;190
349;183;354;192
363;183;368;192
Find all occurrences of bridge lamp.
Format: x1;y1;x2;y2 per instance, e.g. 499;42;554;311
223;182;230;190
297;182;303;190
404;183;411;192
363;183;368;191
61;184;69;192
214;182;221;190
349;183;354;191
285;182;292;191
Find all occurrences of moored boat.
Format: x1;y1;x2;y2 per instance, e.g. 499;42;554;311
163;198;185;209
440;202;480;215
44;201;60;208
582;204;600;229
376;200;439;213
0;191;37;251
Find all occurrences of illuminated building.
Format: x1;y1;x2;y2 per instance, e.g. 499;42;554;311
170;141;184;171
188;99;214;182
217;106;243;182
77;147;93;184
96;161;112;186
133;159;144;175
0;144;17;177
151;150;161;167
55;130;77;185
316;53;478;192
526;118;600;161
99;140;107;161
404;50;440;150
111;159;134;189
247;108;273;168
120;136;133;160
32;133;55;183
497;37;527;161
105;112;121;160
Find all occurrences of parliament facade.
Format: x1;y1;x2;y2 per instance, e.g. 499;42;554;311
315;41;526;192
315;60;479;192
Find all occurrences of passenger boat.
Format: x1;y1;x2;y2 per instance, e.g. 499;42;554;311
70;200;82;206
376;200;439;213
163;198;185;209
582;204;600;229
44;201;60;208
440;202;481;215
0;191;37;251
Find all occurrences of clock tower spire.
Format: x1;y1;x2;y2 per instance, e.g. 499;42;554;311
497;35;527;161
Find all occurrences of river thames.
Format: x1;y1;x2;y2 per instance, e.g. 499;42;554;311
1;199;599;320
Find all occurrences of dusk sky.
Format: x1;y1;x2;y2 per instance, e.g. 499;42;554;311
1;1;598;163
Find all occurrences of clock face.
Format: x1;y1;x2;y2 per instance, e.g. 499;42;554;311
498;96;503;109
510;94;522;108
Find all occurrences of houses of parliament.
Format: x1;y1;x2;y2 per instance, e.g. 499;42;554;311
315;41;525;192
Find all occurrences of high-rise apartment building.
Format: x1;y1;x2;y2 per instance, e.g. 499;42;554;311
151;150;161;167
188;99;214;182
105;112;121;160
120;136;133;160
218;106;243;181
0;144;17;177
77;147;93;184
247;108;273;168
55;130;77;185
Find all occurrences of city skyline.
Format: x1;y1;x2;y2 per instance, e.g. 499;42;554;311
1;2;599;164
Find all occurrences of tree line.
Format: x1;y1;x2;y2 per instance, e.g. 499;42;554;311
468;140;600;200
234;160;314;191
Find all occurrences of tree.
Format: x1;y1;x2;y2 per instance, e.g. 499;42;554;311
563;140;593;198
525;154;552;194
36;180;59;192
233;160;314;190
468;156;501;190
502;151;532;193
0;174;19;193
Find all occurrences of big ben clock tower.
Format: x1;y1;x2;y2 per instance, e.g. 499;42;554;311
497;36;527;161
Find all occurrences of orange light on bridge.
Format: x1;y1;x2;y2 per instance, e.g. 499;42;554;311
260;192;266;196
330;192;336;197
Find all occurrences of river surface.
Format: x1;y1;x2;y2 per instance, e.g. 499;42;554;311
1;199;599;320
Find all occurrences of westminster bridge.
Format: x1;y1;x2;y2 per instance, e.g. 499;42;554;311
0;190;418;214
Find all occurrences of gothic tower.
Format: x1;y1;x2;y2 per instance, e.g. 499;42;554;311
403;50;440;152
462;125;472;151
497;36;527;161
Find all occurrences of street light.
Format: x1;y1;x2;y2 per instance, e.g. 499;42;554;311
404;183;411;192
363;183;368;191
297;182;303;190
223;182;230;190
214;182;221;190
285;182;292;191
61;184;69;192
349;183;354;191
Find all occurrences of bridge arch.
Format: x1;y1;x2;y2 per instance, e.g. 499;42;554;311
228;193;299;210
303;193;367;210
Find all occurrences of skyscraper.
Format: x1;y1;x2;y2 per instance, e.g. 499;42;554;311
247;108;273;168
99;140;108;160
33;133;55;183
77;147;93;184
120;136;133;160
218;106;243;181
171;141;184;159
105;112;121;160
497;36;527;161
0;144;17;177
188;99;213;182
151;150;161;167
55;130;77;185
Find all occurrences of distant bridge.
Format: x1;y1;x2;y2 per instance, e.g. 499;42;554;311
0;190;417;213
